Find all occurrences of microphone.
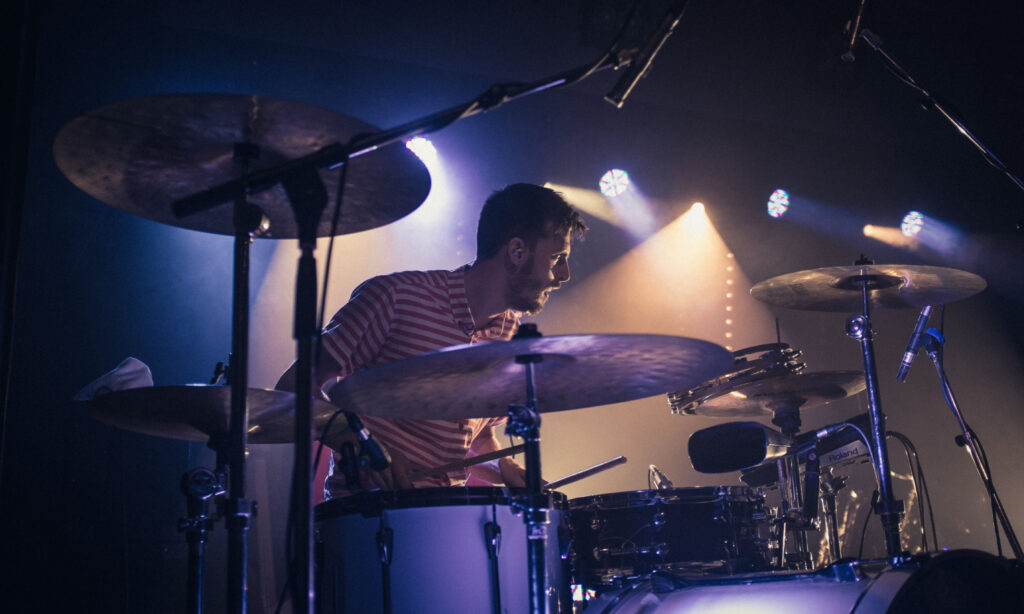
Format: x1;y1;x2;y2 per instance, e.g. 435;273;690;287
605;0;689;108
344;411;392;471
841;0;868;63
896;305;934;382
649;464;674;490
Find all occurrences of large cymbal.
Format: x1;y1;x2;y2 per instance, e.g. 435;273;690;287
327;334;735;420
750;264;986;311
53;94;431;238
670;370;866;418
78;385;342;444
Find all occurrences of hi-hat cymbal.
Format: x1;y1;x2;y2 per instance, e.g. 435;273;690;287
327;334;735;420
750;264;986;312
78;385;342;444
672;371;866;418
53;94;431;238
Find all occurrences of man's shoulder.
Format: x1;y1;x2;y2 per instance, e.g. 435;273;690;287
356;269;455;294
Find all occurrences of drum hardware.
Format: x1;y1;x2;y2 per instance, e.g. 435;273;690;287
567;486;770;593
484;508;502;614
179;466;227;614
679;350;868;570
751;258;988;559
316;487;571;614
668;342;805;416
820;466;849;561
57;92;434;613
328;327;733;613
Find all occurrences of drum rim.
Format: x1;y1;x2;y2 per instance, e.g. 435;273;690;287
316;485;567;518
568;485;760;509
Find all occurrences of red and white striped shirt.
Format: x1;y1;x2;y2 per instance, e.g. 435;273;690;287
321;267;519;499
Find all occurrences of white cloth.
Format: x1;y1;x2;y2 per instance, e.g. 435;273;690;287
73;357;154;400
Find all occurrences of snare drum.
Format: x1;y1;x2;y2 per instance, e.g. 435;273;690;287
582;549;1023;613
568;487;768;591
315;487;569;614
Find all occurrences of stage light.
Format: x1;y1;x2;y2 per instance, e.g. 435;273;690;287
405;136;437;164
599;169;630;197
901;211;924;237
767;189;790;218
691;202;705;214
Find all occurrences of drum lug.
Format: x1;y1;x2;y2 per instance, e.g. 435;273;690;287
376;526;393;566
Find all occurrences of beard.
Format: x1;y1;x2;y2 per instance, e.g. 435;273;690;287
506;257;557;315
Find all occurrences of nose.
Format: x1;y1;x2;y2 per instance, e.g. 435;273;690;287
554;259;570;284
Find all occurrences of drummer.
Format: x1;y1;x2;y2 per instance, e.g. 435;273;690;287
276;183;587;498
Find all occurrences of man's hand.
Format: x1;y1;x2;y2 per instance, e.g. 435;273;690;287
323;426;413;491
499;457;528;488
362;446;413;491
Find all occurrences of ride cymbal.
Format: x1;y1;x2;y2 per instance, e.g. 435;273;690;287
750;264;986;312
54;94;431;238
328;334;735;420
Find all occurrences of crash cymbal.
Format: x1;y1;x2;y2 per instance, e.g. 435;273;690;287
78;385;342;444
671;371;866;418
327;334;735;420
750;264;986;312
53;94;431;238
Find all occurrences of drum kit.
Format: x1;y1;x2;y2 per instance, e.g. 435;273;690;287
61;94;1022;614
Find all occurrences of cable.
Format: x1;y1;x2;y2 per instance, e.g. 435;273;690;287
858;490;880;559
887;431;929;552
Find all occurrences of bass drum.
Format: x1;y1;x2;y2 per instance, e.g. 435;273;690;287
581;549;1023;613
315;487;569;614
569;487;768;591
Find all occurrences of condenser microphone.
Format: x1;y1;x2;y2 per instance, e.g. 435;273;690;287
605;0;689;108
896;305;933;382
344;411;392;471
841;0;868;62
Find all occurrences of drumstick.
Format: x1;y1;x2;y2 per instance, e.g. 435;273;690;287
408;444;526;481
544;456;627;491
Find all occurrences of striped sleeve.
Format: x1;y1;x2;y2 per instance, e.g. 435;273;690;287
319;276;397;389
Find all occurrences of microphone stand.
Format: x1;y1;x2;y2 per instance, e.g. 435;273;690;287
857;29;1024;200
922;330;1023;559
171;42;674;614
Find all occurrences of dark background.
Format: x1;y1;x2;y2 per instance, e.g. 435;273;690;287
3;1;1023;611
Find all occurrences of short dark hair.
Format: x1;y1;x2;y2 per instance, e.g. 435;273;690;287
476;184;587;260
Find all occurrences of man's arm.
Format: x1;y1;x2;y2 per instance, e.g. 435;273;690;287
468;425;527;487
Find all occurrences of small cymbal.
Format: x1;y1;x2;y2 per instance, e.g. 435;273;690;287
671;371;866;418
78;385;342;444
54;94;431;238
328;334;735;420
750;264;986;311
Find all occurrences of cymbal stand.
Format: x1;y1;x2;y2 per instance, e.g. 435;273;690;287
226;144;270;614
179;462;227;614
770;405;812;569
505;326;553;614
844;260;904;559
922;331;1023;559
820;467;848;562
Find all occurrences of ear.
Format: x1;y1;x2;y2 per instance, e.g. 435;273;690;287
507;237;527;265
